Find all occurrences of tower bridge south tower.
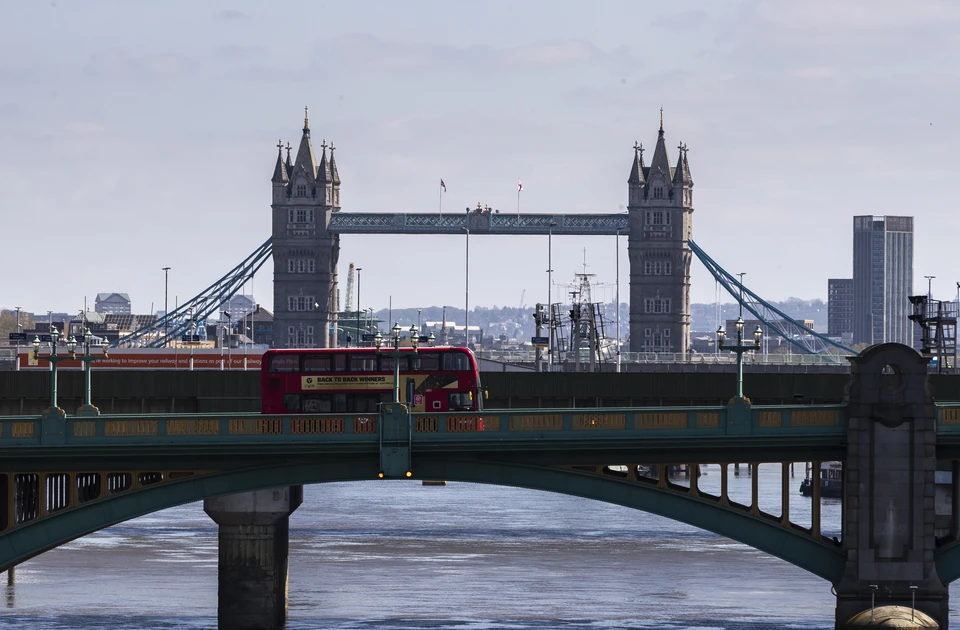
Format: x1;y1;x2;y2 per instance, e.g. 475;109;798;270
271;108;341;348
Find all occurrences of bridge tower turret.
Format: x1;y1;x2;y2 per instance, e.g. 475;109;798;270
271;107;341;348
626;111;694;354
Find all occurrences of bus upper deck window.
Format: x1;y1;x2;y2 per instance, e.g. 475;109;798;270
416;352;440;371
443;352;468;371
302;355;330;372
349;354;377;371
271;354;300;373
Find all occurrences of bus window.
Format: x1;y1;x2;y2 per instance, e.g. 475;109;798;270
411;352;440;371
348;394;381;413
303;395;332;413
349;354;377;372
382;355;406;371
332;353;346;371
302;355;330;372
442;352;469;371
448;392;473;411
282;393;301;412
271;354;300;373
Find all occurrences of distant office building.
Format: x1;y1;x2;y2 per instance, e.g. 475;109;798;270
221;294;256;322
95;293;131;315
852;216;914;346
827;279;854;339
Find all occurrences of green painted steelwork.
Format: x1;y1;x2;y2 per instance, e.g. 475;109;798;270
0;403;848;453
0;457;845;583
935;542;960;584
4;400;960;583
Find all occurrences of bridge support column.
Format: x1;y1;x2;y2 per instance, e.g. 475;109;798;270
835;344;946;629
204;486;303;630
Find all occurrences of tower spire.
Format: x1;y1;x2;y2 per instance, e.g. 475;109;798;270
293;110;318;181
272;139;288;183
648;112;671;179
329;141;341;185
317;139;330;183
628;141;645;185
673;142;692;185
304;105;309;130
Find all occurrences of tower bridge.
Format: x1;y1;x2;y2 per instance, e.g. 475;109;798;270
119;109;848;362
268;108;694;354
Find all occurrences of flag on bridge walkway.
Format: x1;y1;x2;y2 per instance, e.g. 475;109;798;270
440;179;446;192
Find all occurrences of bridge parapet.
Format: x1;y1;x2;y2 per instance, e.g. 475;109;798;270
0;403;848;453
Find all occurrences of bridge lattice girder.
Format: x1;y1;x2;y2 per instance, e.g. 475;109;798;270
328;212;629;235
5;404;960;582
0;457;845;582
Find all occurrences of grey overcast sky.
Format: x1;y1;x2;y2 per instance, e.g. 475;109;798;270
2;0;959;316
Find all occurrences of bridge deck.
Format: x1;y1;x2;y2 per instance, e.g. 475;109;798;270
328;212;629;235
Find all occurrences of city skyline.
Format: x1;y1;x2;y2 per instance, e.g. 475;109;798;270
2;1;959;315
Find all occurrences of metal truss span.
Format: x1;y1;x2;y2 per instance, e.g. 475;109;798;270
0;457;844;582
329;212;630;235
688;239;856;359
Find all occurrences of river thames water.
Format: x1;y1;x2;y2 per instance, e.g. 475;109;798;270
0;465;957;629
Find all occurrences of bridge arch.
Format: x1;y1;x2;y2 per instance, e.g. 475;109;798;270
0;458;845;582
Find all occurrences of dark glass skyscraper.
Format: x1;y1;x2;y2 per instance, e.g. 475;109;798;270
852;216;914;346
827;278;853;339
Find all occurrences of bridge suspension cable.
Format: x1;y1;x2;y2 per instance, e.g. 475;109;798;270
114;239;274;348
688;239;855;359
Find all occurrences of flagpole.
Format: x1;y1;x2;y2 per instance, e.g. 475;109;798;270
439;183;442;216
517;182;520;217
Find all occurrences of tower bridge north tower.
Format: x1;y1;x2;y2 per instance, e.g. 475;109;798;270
627;114;694;354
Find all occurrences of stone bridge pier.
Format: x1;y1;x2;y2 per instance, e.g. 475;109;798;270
835;344;947;628
204;486;303;630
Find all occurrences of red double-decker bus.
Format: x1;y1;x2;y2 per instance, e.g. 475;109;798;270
261;346;483;414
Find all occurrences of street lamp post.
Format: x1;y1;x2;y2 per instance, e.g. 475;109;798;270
417;309;422;333
76;328;110;416
33;328;65;411
615;228;621;373
374;322;420;403
956;281;960;371
547;221;557;368
14;306;21;372
463;226;470;348
162;267;171;346
716;273;762;401
356;267;362;347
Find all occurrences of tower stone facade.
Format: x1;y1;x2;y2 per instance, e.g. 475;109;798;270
271;109;341;348
627;117;694;354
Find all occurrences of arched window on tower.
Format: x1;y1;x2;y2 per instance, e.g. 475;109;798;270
296;183;307;198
